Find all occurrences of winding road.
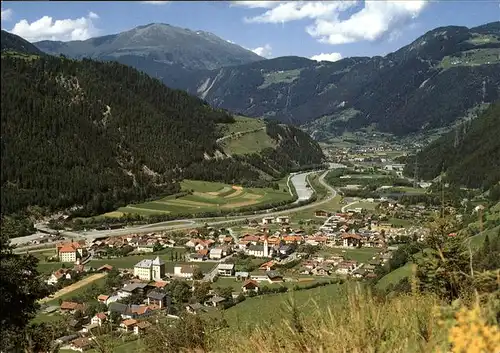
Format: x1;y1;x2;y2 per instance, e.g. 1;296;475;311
13;170;338;248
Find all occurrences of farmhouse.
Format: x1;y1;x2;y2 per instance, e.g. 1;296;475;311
315;210;331;218
242;279;259;294
70;337;93;352
217;263;235;276
275;216;290;224
133;257;165;281
146;291;169;309
91;312;107;326
342;234;362;247
46;268;72;285
173;265;197;279
133;321;152;335
209;248;223;260
261;216;274;225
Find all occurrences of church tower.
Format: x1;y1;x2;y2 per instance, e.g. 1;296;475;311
263;236;269;258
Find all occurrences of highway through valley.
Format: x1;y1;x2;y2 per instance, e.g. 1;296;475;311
12;170;338;249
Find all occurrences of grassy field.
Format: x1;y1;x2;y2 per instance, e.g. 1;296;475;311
289;194;343;221
43;275;109;306
210;283;342;328
217;116;274;155
467;225;500;249
112;178;292;217
439;48;500;69
319;247;381;263
218;116;266;136
223;128;276;155
60;337;145;353
345;201;379;211
389;217;413;227
258;69;302;89
375;263;413;292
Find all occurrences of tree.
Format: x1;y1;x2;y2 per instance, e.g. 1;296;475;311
169;280;192;304
119;292;145;305
85;302;107;318
73;309;84;321
153;241;163;253
192;267;204;280
474;233;500;271
215;286;233;300
109;311;121;325
144;314;206;353
0;233;50;352
105;267;122;290
192;282;211;303
415;230;472;301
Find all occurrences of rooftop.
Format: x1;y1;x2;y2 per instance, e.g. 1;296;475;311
218;263;235;270
135;256;165;268
147;291;166;300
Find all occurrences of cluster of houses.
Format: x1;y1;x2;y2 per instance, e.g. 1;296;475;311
298;253;390;278
47;279;168;351
88;232;177;256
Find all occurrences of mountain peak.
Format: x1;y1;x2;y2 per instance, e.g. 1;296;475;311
35;22;264;73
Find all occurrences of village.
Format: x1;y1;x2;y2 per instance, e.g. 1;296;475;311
33;201;434;352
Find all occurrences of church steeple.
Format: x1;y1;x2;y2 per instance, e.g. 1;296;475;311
263;235;269;258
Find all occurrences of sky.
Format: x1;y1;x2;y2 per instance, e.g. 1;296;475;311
1;1;499;62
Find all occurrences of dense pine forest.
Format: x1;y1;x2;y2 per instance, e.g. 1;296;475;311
404;102;500;190
1;52;324;219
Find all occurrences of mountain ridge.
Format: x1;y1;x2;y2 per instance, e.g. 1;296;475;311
187;21;500;136
34;22;264;71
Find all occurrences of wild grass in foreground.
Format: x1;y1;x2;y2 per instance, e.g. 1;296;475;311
138;281;499;353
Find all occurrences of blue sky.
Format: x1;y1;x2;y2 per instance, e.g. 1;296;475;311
1;1;499;61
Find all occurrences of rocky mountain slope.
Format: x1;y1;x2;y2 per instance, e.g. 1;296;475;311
34;23;264;88
1;39;322;217
1;30;43;55
404;101;500;190
181;22;500;137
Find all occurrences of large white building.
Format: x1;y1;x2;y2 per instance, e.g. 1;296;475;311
56;242;86;263
133;257;165;281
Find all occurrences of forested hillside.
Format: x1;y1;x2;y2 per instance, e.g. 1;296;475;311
404;102;500;190
1;51;323;217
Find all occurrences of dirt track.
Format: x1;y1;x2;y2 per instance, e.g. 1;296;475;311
41;273;107;303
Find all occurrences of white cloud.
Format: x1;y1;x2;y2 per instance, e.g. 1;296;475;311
238;0;429;45
244;1;358;24
10;12;99;42
306;1;429;45
252;44;272;58
231;1;279;9
310;52;342;62
140;1;170;5
1;8;13;21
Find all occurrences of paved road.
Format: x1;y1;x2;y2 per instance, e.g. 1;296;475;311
14;170;338;249
290;172;314;203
